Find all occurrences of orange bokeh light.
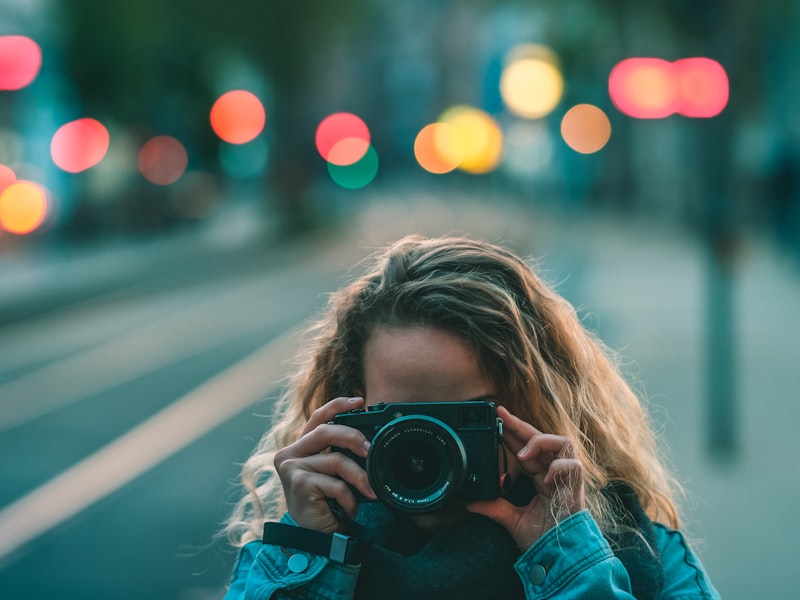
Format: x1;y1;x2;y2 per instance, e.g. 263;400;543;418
315;113;370;163
210;90;266;144
327;137;371;167
561;104;612;154
0;180;48;235
414;123;461;174
0;35;42;90
51;118;110;173
138;136;188;185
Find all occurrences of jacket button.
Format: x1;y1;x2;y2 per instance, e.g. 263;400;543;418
529;564;547;585
287;554;309;573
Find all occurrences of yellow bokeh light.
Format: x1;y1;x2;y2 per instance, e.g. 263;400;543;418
560;104;612;154
500;45;564;119
0;180;48;234
437;106;503;174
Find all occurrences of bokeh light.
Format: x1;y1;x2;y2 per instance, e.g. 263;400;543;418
609;57;729;119
327;144;378;189
0;180;48;235
0;35;42;90
437;106;503;174
609;58;676;119
138;136;188;185
414;123;461;174
50;118;110;173
327;137;371;167
500;44;564;119
315;113;370;163
560;104;612;154
0;163;16;192
210;90;266;144
674;58;729;118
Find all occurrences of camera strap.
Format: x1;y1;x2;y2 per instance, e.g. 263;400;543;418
263;522;370;565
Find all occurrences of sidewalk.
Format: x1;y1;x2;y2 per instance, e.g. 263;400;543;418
514;209;799;600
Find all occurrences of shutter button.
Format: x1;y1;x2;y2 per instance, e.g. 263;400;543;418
529;564;547;585
288;554;309;573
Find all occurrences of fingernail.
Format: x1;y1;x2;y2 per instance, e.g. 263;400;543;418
362;440;371;454
348;396;363;404
517;445;529;458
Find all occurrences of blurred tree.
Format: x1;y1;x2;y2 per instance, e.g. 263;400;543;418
58;0;373;231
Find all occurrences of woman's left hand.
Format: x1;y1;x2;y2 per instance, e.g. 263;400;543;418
467;405;586;552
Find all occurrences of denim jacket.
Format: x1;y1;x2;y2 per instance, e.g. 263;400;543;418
224;510;720;599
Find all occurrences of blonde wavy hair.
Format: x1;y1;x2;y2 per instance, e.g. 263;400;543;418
225;235;682;546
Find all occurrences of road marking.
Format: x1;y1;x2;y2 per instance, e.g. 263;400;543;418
0;266;319;432
0;326;302;562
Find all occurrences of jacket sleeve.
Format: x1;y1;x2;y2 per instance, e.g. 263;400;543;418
514;510;637;599
223;514;360;600
513;510;721;600
652;522;721;600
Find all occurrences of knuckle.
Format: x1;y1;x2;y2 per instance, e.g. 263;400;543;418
273;448;289;469
275;456;296;479
287;467;312;491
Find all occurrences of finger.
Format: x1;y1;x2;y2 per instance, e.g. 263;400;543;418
297;452;377;500
286;470;361;523
517;433;573;461
543;457;583;487
279;423;371;462
301;396;365;435
497;406;541;452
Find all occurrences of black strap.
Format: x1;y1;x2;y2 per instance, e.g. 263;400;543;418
263;522;369;565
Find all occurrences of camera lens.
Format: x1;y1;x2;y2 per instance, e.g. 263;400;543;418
366;415;467;513
389;436;442;491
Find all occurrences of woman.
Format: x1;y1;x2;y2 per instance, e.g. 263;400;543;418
223;235;719;599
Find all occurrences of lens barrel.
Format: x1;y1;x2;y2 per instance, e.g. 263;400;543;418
366;415;467;513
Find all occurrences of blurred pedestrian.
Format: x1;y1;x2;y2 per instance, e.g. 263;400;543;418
222;235;719;599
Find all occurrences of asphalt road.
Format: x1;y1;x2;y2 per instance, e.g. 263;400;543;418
0;233;366;599
0;191;797;599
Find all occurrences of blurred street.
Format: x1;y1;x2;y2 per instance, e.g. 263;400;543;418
0;191;797;599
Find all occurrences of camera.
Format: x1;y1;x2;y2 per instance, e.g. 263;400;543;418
332;401;503;514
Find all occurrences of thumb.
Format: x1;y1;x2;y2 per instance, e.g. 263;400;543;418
466;498;517;530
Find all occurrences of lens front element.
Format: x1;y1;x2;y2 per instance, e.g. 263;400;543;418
367;415;467;513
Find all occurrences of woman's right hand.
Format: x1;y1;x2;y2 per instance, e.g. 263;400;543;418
273;396;377;533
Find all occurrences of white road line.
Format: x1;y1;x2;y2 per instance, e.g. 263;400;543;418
0;326;302;562
0;267;315;432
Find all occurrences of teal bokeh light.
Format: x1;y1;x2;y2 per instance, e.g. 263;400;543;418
327;144;378;189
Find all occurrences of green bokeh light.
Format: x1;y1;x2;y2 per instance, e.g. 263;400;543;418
327;144;378;189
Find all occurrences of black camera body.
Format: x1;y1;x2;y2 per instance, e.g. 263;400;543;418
332;400;503;514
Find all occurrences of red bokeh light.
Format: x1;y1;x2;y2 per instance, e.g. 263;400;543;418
609;57;728;119
210;90;266;144
674;58;729;118
138;136;188;185
315;113;370;163
50;118;110;173
0;35;42;90
609;58;677;119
